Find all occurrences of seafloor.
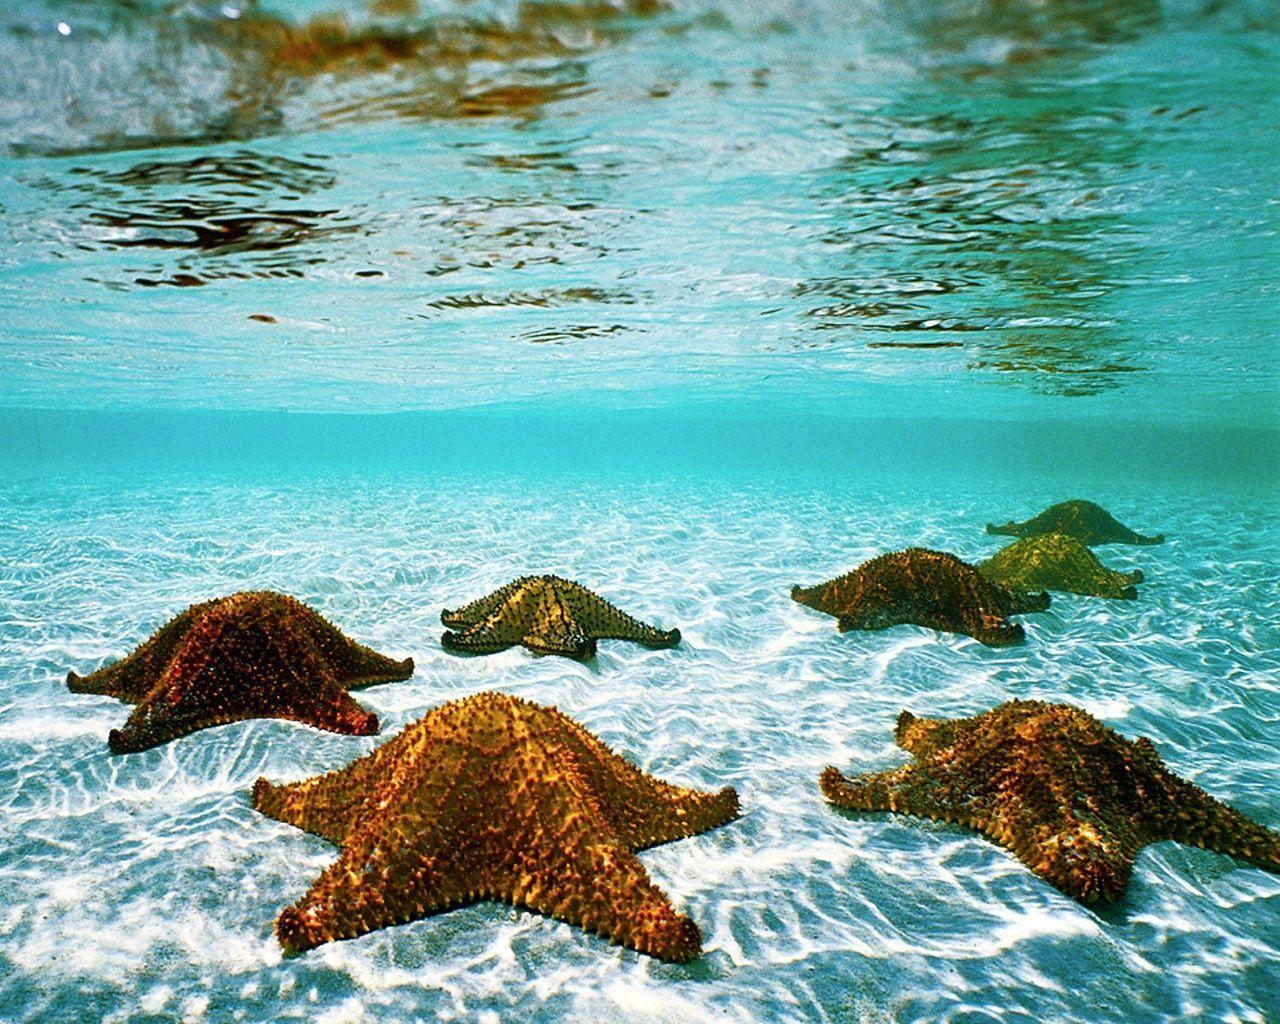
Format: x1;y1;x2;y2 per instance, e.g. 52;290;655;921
2;462;1275;1023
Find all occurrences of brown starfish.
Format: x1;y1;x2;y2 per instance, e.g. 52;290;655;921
979;533;1144;599
67;591;413;753
791;548;1049;647
821;701;1280;902
986;499;1164;546
253;691;738;960
441;575;680;660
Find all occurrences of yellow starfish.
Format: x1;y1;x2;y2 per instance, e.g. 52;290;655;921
441;575;680;659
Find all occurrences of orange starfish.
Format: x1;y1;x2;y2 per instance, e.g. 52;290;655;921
822;701;1280;901
254;691;739;960
792;548;1049;647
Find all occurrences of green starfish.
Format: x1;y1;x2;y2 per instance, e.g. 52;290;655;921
979;533;1144;599
441;575;680;660
986;500;1164;546
821;701;1280;901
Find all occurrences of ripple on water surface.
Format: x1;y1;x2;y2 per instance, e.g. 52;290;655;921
0;0;1277;418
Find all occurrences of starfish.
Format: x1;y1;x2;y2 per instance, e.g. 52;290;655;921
820;701;1280;902
440;575;681;660
986;499;1164;546
253;691;739;960
791;548;1049;648
979;534;1144;600
67;591;414;753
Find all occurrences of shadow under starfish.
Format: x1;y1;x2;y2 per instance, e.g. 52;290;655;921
820;700;1280;901
253;691;739;961
67;591;413;753
792;548;1049;647
440;574;681;660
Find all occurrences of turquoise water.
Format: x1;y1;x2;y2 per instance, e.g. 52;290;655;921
1;0;1277;1021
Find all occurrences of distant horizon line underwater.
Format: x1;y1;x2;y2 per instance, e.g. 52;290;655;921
1;0;1277;1022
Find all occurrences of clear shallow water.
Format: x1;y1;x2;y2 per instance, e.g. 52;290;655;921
1;0;1278;1021
0;474;1277;1023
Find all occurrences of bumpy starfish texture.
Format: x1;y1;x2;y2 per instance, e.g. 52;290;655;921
67;591;413;753
820;701;1280;902
253;691;739;960
979;533;1144;600
986;499;1164;546
440;575;680;660
791;548;1049;647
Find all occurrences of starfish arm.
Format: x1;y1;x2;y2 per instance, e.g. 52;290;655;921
1161;781;1280;874
820;764;1140;901
999;585;1051;615
894;711;961;755
274;819;447;953
67;601;210;701
440;590;536;654
270;736;471;951
836;603;900;632
619;784;739;851
524;626;596;660
496;750;707;961
508;832;704;962
246;596;411;689
440;614;522;654
551;716;739;850
440;578;528;629
300;606;414;688
819;764;924;813
1099;576;1140;600
251;729;412;844
440;627;516;654
988;806;1143;903
970;612;1026;647
562;582;680;648
254;777;356;846
793;570;863;617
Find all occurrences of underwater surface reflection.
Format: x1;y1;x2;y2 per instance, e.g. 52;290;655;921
0;0;1276;416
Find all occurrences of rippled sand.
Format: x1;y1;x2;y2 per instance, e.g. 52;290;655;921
1;472;1275;1022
